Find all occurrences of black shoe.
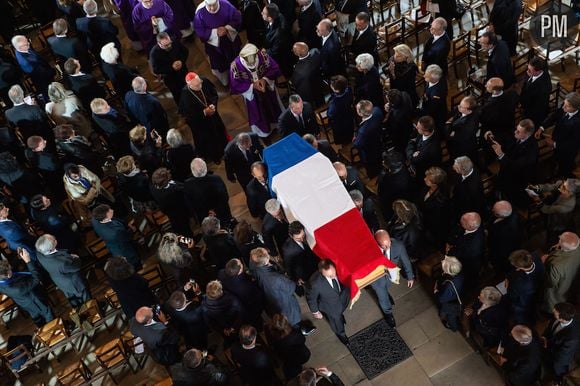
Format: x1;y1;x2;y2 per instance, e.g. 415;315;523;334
385;314;396;328
301;325;317;336
337;335;349;346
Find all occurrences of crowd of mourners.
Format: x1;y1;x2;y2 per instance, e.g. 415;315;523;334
0;0;578;385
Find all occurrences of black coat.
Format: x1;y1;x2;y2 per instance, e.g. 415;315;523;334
543;318;580;376
129;318;181;364
316;140;338;162
470;300;509;347
451;169;485;220
502;336;542;386
184;173;231;222
149;41;189;100
264;16;291;75
506;255;543;325
4;103;53;142
349;28;379;65
37;250;89;306
265;327;310;379
91;217;141;269
420;80;448;133
489;0;521;54
306;272;350;321
387;61;419;107
291;49;323;107
479;90;519;143
520;71;552;128
486;40;515;88
166;301;207;349
217;269;265;327
544;109;580;177
203;232;241;270
246;178;271;218
488;212;520;273
497;136;539;207
355;67;383;109
231;343;282;386
92;110;131;157
354;107;383;177
165;144;196;182
340;166;365;194
75;16;121;57
124;91;169;138
224;133;263;189
171;360;229;386
47;35;91;72
56;137;101;175
446;112;480;161
405;133;442;179
384;88;415;152
202;292;245;332
108;274;157;318
320;30;345;77
297;4;322;49
30;205;79;251
261;214;289;256
149;181;192;236
418;187;451;248
281;239;319;282
421;33;451;74
448;226;485;283
378;167;413;220
278;102;321;138
118;170;154;203
67;73;107;111
102;62;139;97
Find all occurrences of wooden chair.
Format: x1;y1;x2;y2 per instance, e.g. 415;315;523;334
0;294;19;328
402;8;431;51
315;105;332;143
376;17;404;55
574;77;580;92
145;210;172;232
469;23;489;67
93;338;134;384
155;377;173;386
121;329;148;370
69;299;111;341
34;317;76;361
448;31;471;79
57;360;92;386
1;343;41;380
481;174;496;204
138;264;172;299
512;49;532;80
36;22;56;61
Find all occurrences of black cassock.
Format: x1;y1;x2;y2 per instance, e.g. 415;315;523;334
178;77;228;163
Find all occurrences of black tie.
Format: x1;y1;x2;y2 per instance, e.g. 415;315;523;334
299;115;305;129
331;278;340;293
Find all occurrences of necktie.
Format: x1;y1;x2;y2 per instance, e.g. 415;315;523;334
243;149;249;161
299;114;305;129
331;278;340;292
566;113;571;119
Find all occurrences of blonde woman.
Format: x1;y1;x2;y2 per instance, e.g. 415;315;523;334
386;199;426;259
434;256;463;331
464;286;508;347
385;44;419;106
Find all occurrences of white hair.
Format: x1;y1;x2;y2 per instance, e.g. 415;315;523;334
11;35;27;49
132;77;147;93
8;85;24;104
265;199;281;215
100;42;119;64
83;0;98;15
454;156;473;175
425;64;443;81
355;53;375;71
190;158;208;177
166;129;184;148
35;234;57;255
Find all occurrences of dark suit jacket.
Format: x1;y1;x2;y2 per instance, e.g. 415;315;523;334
124;91;169;137
297;4;322;49
384;90;414;152
102;62;139;97
231;342;281;386
354;107;383;175
184;173;231;222
340;166;365;193
4;103;53;141
405;133;442;178
47;35;91;72
421;33;451;74
349;28;379;65
385;239;415;280
223;133;263;188
37;249;87;301
506;254;543;324
67;73;107;110
0;261;51;320
217;269;265;326
264;16;291;68
544;109;580;175
320;30;345;77
281;239;319;282
291;49;323;106
503;338;542;386
448;226;485;280
451;169;485;219
306;272;350;318
520;71;551;127
261;214;289;256
420;80;448;132
75;16;120;56
246;178;271;218
316;140;338;162
166;301;207;349
446;111;480;161
488;212;520;272
479;90;519;142
497;136;539;204
378;167;413;220
91;217;139;265
204;232;241;270
278;102;321;138
149;41;189;92
360;198;380;233
486;40;515;88
543;318;580;376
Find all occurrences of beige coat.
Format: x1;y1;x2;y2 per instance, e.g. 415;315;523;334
542;246;580;313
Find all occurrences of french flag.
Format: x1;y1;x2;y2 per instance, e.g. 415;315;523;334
264;134;398;303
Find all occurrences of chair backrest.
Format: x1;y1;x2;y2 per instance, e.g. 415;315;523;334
450;31;470;60
0;294;15;313
1;344;34;374
35;318;68;348
104;289;121;310
57;360;92;386
512;49;531;80
138;264;166;289
94;338;128;369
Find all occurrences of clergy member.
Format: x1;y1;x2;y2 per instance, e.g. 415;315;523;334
178;72;229;163
132;0;176;53
230;43;283;138
194;0;242;86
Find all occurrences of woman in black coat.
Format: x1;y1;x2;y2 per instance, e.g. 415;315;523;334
418;166;451;252
54;124;103;177
327;75;356;145
104;256;158;318
386;199;426;260
233;220;265;267
116;155;158;213
265;313;311;379
465;286;509;347
129;125;163;174
354;54;384;109
434;256;464;331
384;44;419;107
202;216;241;271
165;129;196;182
201;280;245;347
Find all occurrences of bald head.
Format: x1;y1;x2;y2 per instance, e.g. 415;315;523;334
559;232;580;251
486;77;504;94
317;19;332;37
460;212;481;231
375;230;392;250
493;201;512;218
135;306;153;324
333;161;347;178
293;42;309;58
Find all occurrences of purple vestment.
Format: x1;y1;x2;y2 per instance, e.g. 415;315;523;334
132;0;175;52
193;0;242;72
230;52;282;137
113;0;139;41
